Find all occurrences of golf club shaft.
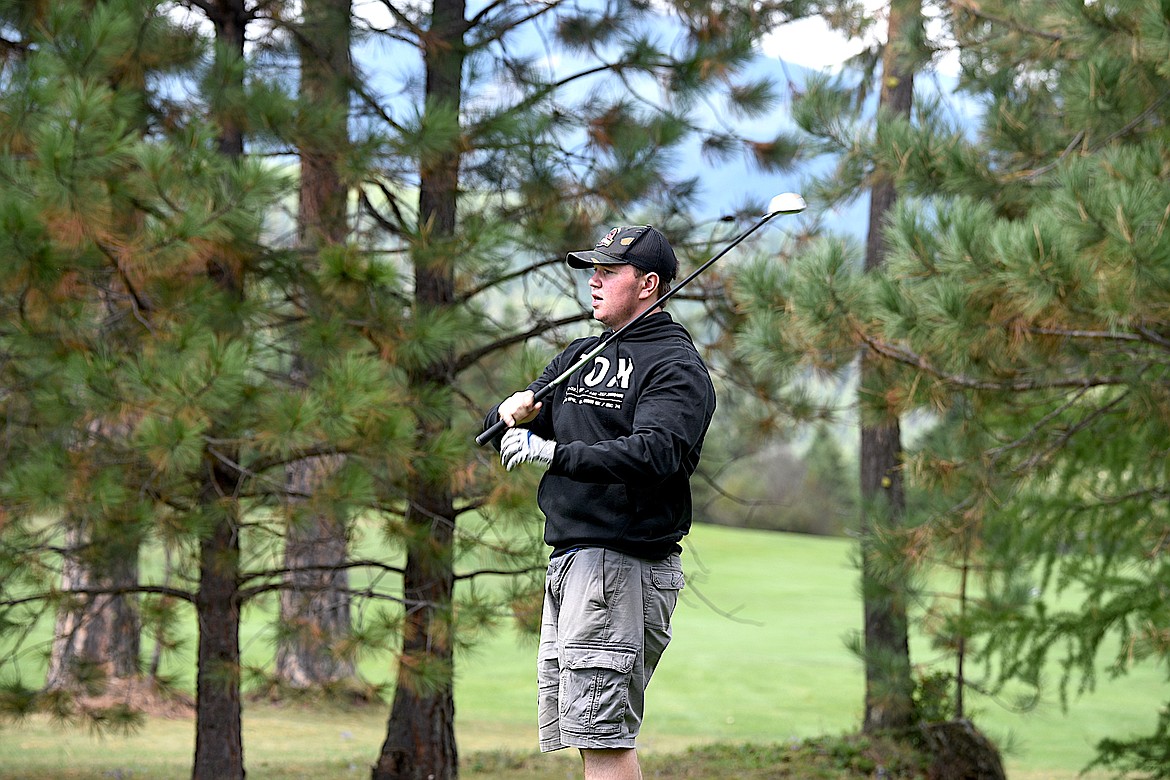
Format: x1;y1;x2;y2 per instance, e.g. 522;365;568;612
476;209;789;447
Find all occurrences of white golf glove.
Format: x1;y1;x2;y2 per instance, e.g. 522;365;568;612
500;428;556;472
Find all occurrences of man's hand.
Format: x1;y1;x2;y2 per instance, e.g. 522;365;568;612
497;391;542;427
501;428;556;472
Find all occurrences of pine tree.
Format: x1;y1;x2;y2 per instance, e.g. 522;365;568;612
739;0;1170;771
191;2;253;775
736;0;929;735
854;0;924;734
0;1;403;775
0;0;197;703
0;0;209;717
884;3;1170;770
2;0;308;762
46;0;148;695
356;3;804;776
273;0;359;695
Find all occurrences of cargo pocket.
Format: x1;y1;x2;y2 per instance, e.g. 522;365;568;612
559;645;636;736
645;560;684;630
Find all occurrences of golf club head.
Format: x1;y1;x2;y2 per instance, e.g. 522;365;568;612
767;192;807;216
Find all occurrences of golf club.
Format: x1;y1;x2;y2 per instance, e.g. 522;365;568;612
475;193;807;447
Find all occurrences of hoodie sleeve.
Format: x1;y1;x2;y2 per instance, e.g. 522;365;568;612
549;354;715;483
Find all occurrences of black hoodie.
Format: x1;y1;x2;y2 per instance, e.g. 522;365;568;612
485;312;716;560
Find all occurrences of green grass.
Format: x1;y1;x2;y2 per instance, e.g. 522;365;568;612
1;524;1163;779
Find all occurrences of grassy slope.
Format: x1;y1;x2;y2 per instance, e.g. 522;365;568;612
457;524;1163;777
0;524;1162;778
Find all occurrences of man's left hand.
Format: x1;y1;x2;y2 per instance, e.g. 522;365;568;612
501;428;556;472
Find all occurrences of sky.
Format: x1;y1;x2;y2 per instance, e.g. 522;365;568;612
762;2;959;77
351;1;890;74
181;0;948;79
762;6;883;72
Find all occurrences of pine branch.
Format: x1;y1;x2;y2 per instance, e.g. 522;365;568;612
237;559;408;601
1005;88;1170;184
93;240;155;333
453;313;592;374
950;0;1063;43
454;565;543;581
453;498;488;517
473;60;631;129
457;255;564;302
0;584;195;608
350;77;409;135
467;0;562;48
1086;485;1170;507
373;0;426;38
694;467;790;510
1090;89;1170;148
985;384;1098;466
684;581;764;627
861;334;1131;392
1137;326;1170;351
1005;391;1129;476
1026;326;1144;342
359;184;408;236
244;444;354;477
1011;130;1085;182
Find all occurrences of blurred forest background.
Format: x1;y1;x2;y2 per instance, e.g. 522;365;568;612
1;1;1168;779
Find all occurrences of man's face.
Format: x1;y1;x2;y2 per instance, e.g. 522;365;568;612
588;263;658;330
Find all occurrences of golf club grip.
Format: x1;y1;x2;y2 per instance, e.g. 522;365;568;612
476;418;509;447
475;384;556;447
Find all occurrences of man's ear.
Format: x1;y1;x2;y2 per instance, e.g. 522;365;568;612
639;272;660;300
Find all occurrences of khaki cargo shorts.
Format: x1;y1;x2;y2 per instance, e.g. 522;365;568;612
537;547;685;752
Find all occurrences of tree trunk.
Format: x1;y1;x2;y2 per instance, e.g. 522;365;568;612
192;2;247;778
276;0;356;692
277;455;356;687
373;1;465;777
859;0;921;735
193;467;244;780
46;522;140;689
48;419;142;692
372;477;458;780
45;0;150;698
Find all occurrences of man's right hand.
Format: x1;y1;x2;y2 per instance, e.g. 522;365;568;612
498;390;542;427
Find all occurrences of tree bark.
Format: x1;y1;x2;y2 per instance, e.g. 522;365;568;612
373;0;465;777
276;0;356;692
859;0;921;734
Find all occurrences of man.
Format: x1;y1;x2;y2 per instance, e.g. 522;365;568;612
482;224;716;780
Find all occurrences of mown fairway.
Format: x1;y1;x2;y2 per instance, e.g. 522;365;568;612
0;524;1161;779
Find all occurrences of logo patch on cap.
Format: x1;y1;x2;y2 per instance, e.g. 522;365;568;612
597;228;620;248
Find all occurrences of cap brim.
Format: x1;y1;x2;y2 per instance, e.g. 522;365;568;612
566;249;624;269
